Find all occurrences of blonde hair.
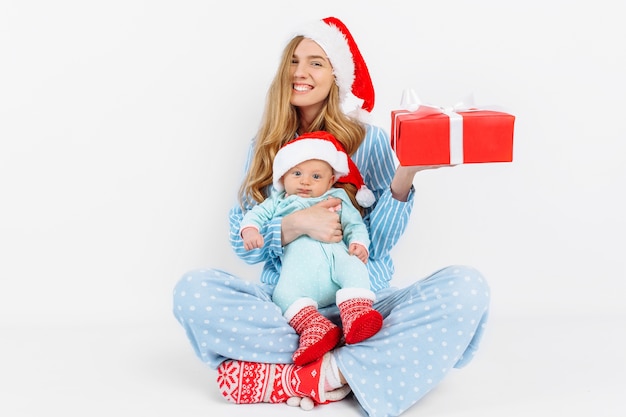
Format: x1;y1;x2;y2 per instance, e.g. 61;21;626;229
239;35;367;212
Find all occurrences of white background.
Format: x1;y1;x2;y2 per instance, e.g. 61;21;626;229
1;1;625;416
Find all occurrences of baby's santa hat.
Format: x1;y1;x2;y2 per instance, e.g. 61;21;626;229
297;17;375;116
273;131;376;208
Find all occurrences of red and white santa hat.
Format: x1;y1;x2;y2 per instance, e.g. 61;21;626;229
273;131;376;208
297;17;375;116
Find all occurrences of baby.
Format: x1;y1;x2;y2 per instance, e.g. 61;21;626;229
240;131;382;366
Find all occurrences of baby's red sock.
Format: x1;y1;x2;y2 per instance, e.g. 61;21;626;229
338;297;383;344
289;305;341;366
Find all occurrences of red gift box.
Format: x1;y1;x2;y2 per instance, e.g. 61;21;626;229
391;105;515;166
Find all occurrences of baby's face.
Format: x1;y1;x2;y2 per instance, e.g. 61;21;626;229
282;159;335;198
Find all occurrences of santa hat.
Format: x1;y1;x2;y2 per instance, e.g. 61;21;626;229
298;17;375;115
273;131;376;207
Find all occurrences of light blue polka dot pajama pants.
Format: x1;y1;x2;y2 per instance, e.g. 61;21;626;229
173;264;490;417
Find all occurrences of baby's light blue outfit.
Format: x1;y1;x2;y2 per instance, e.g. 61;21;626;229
241;188;370;312
173;125;490;417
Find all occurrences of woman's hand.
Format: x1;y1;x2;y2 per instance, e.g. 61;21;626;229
281;198;343;246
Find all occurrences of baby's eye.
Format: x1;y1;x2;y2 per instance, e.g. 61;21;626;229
312;174;321;180
292;171;302;177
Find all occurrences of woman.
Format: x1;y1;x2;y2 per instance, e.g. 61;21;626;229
173;16;490;417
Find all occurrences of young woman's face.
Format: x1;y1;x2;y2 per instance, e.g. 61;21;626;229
289;38;335;116
282;159;335;198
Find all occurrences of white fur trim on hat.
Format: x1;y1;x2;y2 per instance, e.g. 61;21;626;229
273;138;349;192
298;20;355;104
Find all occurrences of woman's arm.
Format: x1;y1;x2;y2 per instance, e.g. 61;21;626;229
357;125;455;259
229;140;280;264
353;126;413;260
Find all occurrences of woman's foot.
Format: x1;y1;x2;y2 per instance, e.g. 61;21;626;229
217;353;351;409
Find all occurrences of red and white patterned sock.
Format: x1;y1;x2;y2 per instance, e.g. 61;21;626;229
338;297;383;344
289;305;341;366
216;353;351;409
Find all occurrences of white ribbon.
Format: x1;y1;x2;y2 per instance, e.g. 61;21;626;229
398;89;482;165
442;109;464;165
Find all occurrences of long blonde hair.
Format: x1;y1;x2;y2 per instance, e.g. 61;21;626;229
239;36;367;212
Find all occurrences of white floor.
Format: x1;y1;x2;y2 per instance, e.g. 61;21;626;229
2;313;624;417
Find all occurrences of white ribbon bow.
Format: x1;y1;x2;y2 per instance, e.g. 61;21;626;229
399;89;478;164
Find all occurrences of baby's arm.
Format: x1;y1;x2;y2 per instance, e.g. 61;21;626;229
349;242;368;264
241;227;264;251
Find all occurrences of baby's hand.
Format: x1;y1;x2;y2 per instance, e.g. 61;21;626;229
349;243;368;264
241;227;264;250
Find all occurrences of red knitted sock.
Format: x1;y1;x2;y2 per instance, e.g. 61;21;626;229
289;305;341;366
216;353;351;407
339;297;383;344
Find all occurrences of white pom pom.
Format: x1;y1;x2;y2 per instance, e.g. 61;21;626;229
286;397;301;407
299;397;315;411
356;186;375;207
